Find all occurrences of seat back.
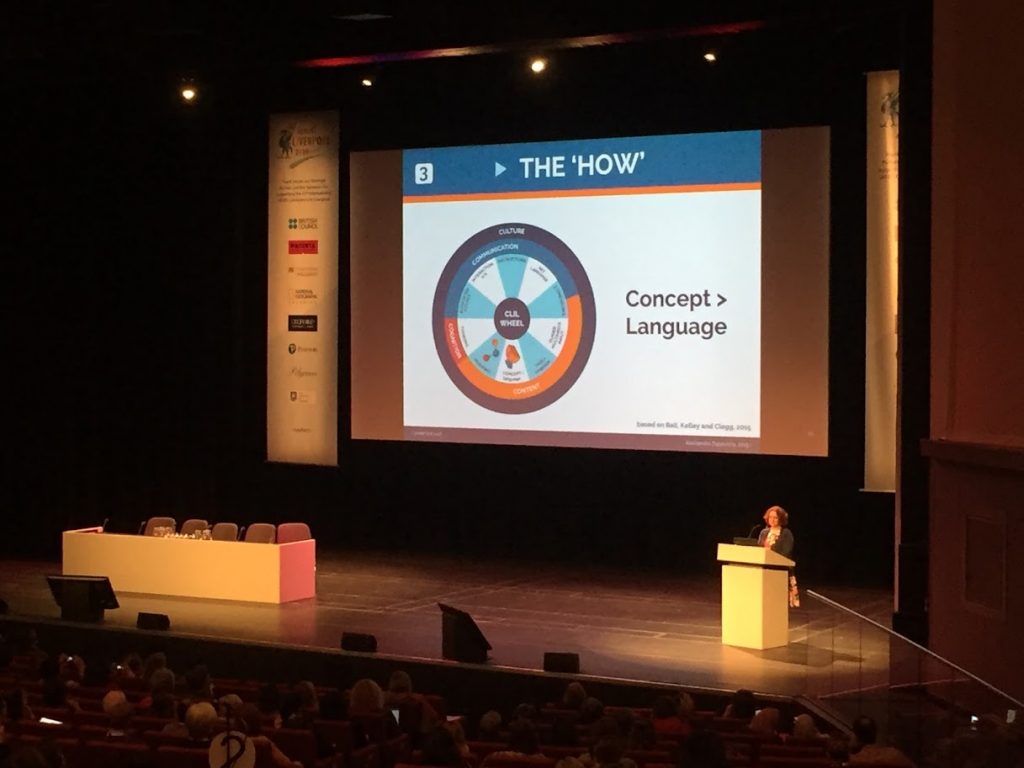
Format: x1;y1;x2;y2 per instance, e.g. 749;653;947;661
211;522;239;541
244;523;277;543
180;518;209;537
276;521;312;543
142;516;177;536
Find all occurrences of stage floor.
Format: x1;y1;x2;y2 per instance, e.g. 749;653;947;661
0;550;892;697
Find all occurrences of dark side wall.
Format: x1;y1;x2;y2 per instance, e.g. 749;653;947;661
928;0;1024;701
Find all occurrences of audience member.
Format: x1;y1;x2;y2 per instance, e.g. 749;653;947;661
385;669;440;739
184;701;219;744
749;707;781;738
579;697;605;726
482;718;548;765
562;682;588;710
102;689;135;738
257;683;284;729
479;710;503;741
237;702;304;767
848;715;915;768
791;714;824;741
653;694;690;737
722;689;756;720
422;723;470;768
284;681;319;728
141;652;168;684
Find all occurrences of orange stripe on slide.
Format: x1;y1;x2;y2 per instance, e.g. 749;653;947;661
453;297;583;400
404;182;760;204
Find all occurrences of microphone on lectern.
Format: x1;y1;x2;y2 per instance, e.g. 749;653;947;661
748;522;761;539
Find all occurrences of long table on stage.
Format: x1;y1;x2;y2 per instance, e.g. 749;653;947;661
62;528;316;604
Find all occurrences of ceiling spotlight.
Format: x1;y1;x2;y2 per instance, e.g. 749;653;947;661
361;77;373;87
179;81;198;104
703;52;717;63
530;58;547;74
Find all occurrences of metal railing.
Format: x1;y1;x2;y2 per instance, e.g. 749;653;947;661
794;589;1023;767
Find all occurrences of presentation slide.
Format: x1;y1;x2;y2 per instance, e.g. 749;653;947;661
351;128;829;456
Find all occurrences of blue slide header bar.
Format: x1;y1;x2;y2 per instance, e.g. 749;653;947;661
402;131;760;197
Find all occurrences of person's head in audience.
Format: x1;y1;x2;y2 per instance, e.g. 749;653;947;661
103;689;134;728
295;681;319;713
852;715;878;751
184;664;213;701
238;703;265;737
185;701;219;742
120;652;143;679
593;736;628;768
792;714;821;740
142;652;167;683
589;716;623;747
479;710;503;740
320;689;347;721
219;693;244;720
149;668;176;698
611;709;635;742
654;695;680;720
749;707;780;736
724;689;756;720
422;723;463;767
349;678;385;714
258;683;282;715
563;682;587;709
388;670;414;695
628;717;657;750
677;692;696;719
678;729;726;768
279;690;301;724
507;718;541;755
58;654;85;687
579;697;605;725
445;719;470;756
513;703;539;722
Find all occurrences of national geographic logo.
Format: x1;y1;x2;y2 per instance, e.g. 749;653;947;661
287;217;318;230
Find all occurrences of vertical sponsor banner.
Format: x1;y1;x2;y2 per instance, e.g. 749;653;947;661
267;111;339;465
864;71;899;491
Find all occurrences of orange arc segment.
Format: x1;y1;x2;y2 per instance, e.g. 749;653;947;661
451;295;583;400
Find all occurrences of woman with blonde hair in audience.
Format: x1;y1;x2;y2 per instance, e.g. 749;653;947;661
749;707;781;739
348;678;399;745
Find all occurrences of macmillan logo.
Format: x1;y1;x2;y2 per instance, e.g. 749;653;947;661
288;314;318;332
288;343;318;355
288;239;318;255
287;217;318;231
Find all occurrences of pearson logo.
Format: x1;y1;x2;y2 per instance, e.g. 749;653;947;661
288;239;318;254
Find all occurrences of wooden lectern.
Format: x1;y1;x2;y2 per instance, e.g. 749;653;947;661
717;543;795;649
